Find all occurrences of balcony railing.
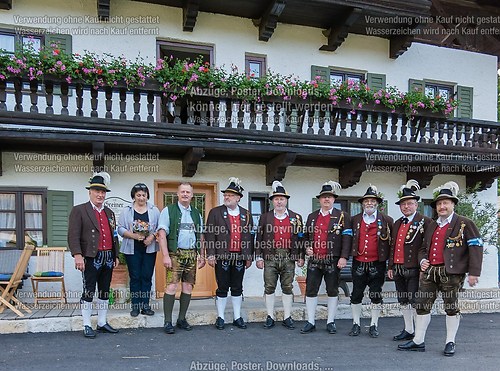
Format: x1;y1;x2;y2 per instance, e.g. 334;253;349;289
0;76;499;155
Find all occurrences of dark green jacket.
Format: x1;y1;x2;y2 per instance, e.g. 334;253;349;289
166;203;202;253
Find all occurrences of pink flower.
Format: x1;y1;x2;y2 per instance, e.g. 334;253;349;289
189;73;199;82
170;95;178;102
375;99;380;104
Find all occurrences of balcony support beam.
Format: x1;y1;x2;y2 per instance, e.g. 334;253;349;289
407;171;436;190
339;159;365;189
92;142;105;173
182;147;204;177
266;153;296;186
320;7;361;52
98;0;110;21
0;152;2;176
466;171;500;192
183;0;200;32
252;0;286;42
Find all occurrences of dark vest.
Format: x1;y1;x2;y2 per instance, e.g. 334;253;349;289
166;203;202;252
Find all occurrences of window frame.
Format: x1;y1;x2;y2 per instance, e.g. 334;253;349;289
248;192;270;228
0;187;47;250
0;28;44;54
245;54;266;79
424;82;454;101
156;40;214;66
329;68;366;85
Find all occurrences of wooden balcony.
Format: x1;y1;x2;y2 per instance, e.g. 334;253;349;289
0;76;499;189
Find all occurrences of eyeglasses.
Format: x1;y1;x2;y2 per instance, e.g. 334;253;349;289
134;184;147;189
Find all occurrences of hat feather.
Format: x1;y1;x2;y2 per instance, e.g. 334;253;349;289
368;183;377;193
324;180;342;192
93;171;110;188
272;181;283;192
228;177;241;186
400;179;420;192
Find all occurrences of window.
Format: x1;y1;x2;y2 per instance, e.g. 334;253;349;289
418;199;436;219
157;40;213;66
248;193;270;227
0;189;46;249
330;70;364;85
425;83;453;101
0;29;43;54
312;196;387;216
245;54;266;79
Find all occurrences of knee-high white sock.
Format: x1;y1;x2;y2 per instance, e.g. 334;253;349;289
216;296;227;320
445;314;461;344
371;304;382;326
327;297;339;323
305;296;318;325
81;300;92;328
413;313;431;344
232;295;243;320
96;298;108;327
282;294;293;320
401;304;414;333
351;303;362;325
265;294;275;319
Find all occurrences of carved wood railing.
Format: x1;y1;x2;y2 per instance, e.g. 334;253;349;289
0;76;499;153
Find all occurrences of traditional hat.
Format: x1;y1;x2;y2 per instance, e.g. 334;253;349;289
86;171;111;192
395;179;420;205
431;181;459;208
316;181;341;198
269;180;290;199
358;184;383;203
221;177;244;197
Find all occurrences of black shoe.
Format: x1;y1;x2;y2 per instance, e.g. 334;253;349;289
349;323;361;336
263;315;275;329
97;323;119;334
83;325;96;338
215;317;225;330
398;340;425;352
282;317;295;330
327;322;337;334
164;322;175;334
233;317;247;329
130;308;140;317
141;308;155;316
176;319;193;331
369;325;379;338
300;322;316;334
393;329;414;341
444;342;455;357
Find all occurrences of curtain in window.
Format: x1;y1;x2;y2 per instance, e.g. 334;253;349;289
24;194;43;247
0;194;16;248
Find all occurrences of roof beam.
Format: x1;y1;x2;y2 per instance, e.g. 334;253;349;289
97;0;110;22
183;0;200;32
407;172;435;190
320;8;361;52
92;142;105;172
182;147;204;177
253;0;287;42
266;152;296;185
390;34;415;59
466;171;500;191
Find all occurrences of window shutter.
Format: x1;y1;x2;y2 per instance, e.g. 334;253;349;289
408;79;424;93
457;86;473;119
367;73;386;91
311;198;320;212
311;65;330;84
47;190;73;246
45;34;72;54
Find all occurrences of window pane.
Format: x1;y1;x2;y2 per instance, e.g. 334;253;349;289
0;212;16;228
25;231;43;247
251;200;262;214
0;34;15;53
425;86;435;98
330;73;343;84
25;212;42;228
0;231;16;248
350;203;362;216
24;194;42;211
22;36;41;51
346;75;361;84
248;61;261;78
0;194;15;210
438;88;450;100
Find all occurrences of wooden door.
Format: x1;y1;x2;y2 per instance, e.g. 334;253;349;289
154;181;218;298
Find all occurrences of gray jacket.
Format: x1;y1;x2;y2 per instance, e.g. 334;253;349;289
118;201;160;254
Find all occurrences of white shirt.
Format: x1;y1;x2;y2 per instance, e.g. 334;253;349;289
437;212;454;227
90;201;104;213
274;209;289;220
319;207;333;217
227;206;240;216
363;210;377;224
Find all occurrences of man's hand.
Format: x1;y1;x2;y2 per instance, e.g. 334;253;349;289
468;275;479;287
420;259;430;271
337;257;347;269
256;260;264;269
306;247;313;256
144;234;155;246
387;269;394;280
74;254;85;272
163;255;172;269
197;256;206;269
245;260;252;269
207;256;216;267
114;258;120;268
297;259;305;268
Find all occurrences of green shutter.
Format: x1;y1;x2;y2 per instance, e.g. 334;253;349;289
408;79;424;93
311;65;330;84
457;85;473;119
312;198;320;212
367;73;386;92
45;34;72;54
47;190;73;246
